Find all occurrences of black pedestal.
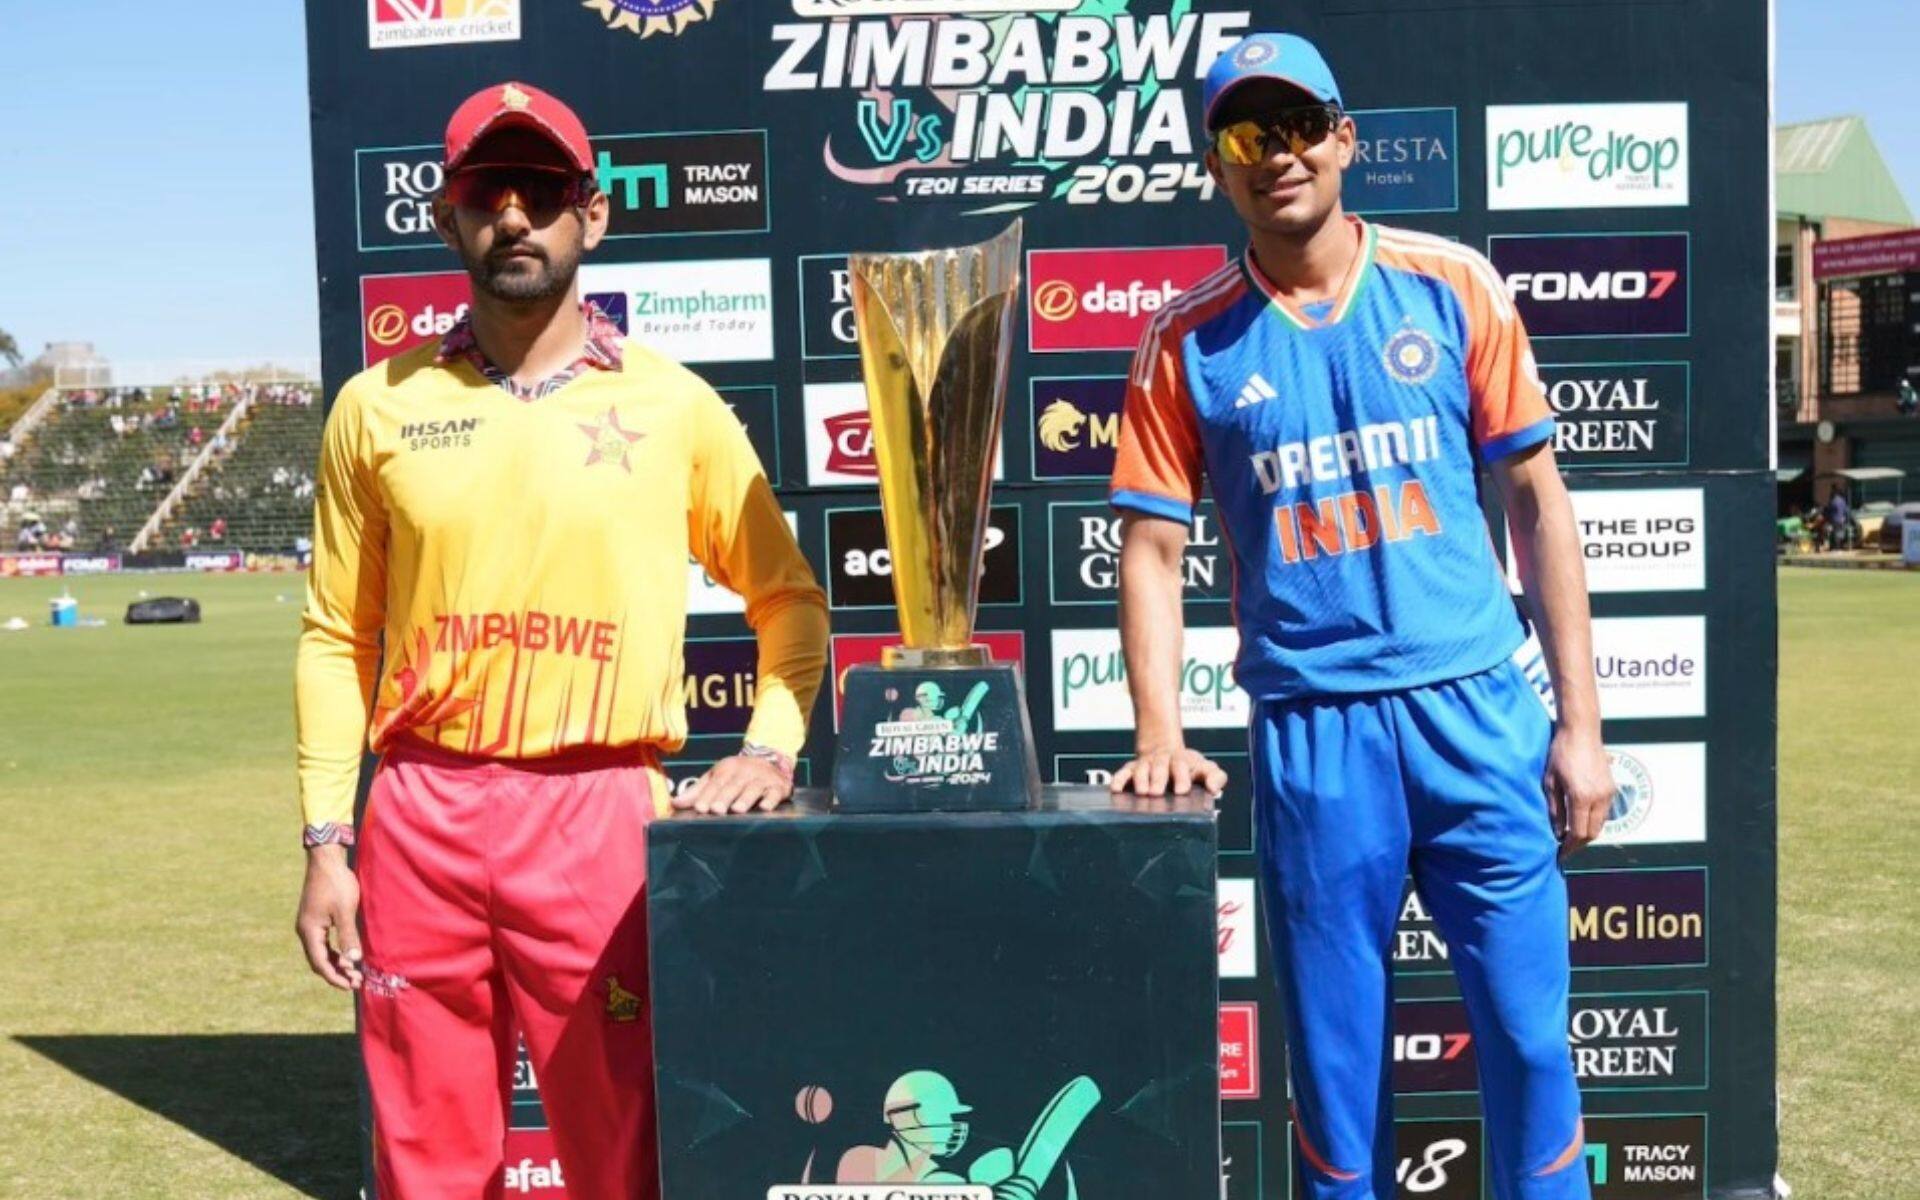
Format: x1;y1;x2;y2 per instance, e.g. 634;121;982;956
647;786;1219;1199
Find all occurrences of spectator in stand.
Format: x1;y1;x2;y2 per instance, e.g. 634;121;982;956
99;525;117;552
181;526;199;549
190;425;204;447
0;438;12;463
210;516;228;542
15;524;36;550
11;482;32;505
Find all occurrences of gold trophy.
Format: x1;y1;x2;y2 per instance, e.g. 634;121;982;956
832;220;1041;811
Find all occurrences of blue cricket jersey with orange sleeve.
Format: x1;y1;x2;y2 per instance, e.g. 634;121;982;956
1110;217;1554;701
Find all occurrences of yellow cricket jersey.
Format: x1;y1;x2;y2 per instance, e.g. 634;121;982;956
294;338;828;831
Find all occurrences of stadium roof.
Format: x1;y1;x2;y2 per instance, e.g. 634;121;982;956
1777;116;1913;227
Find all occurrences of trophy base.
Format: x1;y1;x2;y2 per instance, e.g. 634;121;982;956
833;662;1042;813
880;644;991;669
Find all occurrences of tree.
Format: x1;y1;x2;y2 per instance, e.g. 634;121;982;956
0;327;18;369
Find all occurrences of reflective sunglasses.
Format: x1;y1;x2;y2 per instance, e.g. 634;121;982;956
1212;105;1343;166
443;167;594;217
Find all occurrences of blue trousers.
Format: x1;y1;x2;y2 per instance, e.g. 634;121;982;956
1251;661;1589;1200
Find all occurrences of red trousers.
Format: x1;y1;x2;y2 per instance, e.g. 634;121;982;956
357;737;660;1199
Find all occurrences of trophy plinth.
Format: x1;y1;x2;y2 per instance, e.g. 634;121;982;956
831;220;1040;814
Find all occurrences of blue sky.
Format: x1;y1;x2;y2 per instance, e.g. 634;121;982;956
0;1;1912;367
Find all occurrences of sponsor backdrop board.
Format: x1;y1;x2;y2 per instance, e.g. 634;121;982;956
306;2;1773;1196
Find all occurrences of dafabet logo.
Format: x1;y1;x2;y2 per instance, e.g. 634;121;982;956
1027;246;1227;352
360;272;471;367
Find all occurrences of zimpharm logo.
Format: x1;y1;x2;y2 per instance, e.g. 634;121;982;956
578;259;773;364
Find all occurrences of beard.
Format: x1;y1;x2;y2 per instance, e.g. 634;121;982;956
458;232;581;304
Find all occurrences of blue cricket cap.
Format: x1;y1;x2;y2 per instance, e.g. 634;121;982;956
1203;33;1343;130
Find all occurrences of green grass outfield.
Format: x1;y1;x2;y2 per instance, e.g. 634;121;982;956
0;569;1914;1196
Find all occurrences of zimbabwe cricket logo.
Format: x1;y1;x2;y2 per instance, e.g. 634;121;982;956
790;1071;1101;1198
583;0;720;38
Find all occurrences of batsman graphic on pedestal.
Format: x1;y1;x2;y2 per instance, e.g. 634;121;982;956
812;1071;1101;1199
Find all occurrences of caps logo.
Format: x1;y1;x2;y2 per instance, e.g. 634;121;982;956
584;0;720;39
823;411;876;477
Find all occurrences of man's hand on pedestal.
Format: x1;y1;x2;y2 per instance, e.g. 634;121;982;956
1109;746;1228;798
676;748;794;815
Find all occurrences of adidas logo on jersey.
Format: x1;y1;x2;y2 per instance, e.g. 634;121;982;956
1233;373;1278;410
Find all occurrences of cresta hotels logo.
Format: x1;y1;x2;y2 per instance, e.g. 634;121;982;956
583;0;720;38
368;0;520;49
360;271;471;367
764;3;1248;213
1028;246;1228;353
1217;877;1256;979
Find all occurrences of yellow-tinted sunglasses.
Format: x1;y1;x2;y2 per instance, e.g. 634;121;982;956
1213;105;1343;166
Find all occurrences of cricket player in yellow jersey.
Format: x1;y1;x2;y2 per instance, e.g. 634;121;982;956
293;82;828;1199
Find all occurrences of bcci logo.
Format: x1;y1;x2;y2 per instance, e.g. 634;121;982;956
583;0;719;37
1605;749;1655;836
1233;39;1278;69
1382;320;1440;385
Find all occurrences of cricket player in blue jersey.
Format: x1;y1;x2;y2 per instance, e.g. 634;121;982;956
1107;33;1613;1200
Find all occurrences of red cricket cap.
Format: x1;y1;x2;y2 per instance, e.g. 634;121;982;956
443;81;593;175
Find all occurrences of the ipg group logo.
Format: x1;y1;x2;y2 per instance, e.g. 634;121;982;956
764;4;1239;214
1490;233;1689;338
1028;246;1229;353
360;271;470;367
829;632;1026;727
1488;103;1689;211
368;0;519;49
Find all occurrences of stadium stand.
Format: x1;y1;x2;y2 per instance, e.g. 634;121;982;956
155;388;323;554
0;382;320;557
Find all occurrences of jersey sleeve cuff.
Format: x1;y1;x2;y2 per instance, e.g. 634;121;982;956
1109;489;1195;524
1478;417;1556;463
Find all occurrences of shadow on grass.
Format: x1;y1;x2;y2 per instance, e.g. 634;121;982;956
15;1033;360;1199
